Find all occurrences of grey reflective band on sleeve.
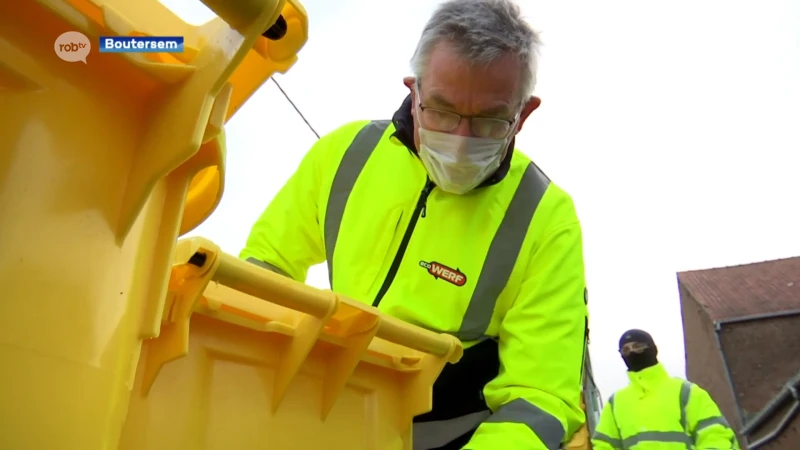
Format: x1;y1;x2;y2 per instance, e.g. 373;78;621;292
593;431;623;449
323;120;391;288
413;410;491;450
680;380;692;433
694;416;730;430
456;162;550;342
691;416;731;442
485;398;565;449
680;381;734;444
246;257;291;278
414;399;567;450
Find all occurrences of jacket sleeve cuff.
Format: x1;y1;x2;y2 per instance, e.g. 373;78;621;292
465;398;565;450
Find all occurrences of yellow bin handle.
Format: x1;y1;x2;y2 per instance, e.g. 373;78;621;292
177;0;310;235
180;131;226;236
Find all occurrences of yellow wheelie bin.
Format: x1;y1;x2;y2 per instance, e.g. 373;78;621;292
0;0;308;448
119;237;463;449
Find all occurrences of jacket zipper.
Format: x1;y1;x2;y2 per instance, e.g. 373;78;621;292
578;288;589;382
372;179;435;307
579;316;589;382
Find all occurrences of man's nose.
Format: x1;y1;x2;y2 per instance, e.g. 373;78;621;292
452;118;473;137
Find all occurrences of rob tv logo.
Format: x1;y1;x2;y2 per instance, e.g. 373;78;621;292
54;31;91;63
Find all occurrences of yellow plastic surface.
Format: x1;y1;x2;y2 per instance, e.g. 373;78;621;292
0;0;307;448
565;396;591;449
119;238;463;450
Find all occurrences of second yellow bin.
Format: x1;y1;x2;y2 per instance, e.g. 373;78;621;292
120;238;463;450
0;0;308;448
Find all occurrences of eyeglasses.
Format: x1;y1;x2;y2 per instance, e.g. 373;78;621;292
413;83;518;139
417;105;517;139
620;342;650;356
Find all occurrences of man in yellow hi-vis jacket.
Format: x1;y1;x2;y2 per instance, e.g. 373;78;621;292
241;0;589;448
592;330;740;450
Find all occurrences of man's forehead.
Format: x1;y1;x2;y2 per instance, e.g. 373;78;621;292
419;41;520;115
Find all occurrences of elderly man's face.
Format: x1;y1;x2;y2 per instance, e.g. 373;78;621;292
404;40;541;150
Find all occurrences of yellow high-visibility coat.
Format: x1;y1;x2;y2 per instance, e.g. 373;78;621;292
242;118;589;449
592;363;740;450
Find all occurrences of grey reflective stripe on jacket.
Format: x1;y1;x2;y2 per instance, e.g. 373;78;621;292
413;411;491;450
456;162;548;342
323;120;561;449
486;399;566;449
413;399;566;450
595;381;732;449
323;120;391;287
413;388;566;449
246;257;291;278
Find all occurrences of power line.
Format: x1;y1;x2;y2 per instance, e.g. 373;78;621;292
271;77;320;140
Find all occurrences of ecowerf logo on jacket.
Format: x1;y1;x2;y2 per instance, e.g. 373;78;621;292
419;261;467;287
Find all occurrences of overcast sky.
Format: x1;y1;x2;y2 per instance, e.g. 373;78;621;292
163;0;800;400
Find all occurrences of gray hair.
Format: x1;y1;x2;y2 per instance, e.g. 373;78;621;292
411;0;541;102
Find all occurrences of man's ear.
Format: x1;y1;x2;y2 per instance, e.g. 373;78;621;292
516;96;541;133
404;76;418;117
403;76;415;91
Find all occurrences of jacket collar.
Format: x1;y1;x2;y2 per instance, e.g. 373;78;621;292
390;94;514;188
627;362;670;393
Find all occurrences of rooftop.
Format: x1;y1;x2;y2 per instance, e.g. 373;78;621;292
677;256;800;321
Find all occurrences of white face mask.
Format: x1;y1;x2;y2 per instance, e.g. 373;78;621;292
418;127;508;194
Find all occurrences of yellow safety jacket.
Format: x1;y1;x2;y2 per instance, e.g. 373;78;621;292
242;98;588;449
592;363;740;450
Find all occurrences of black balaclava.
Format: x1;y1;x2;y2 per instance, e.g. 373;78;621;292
618;329;659;372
